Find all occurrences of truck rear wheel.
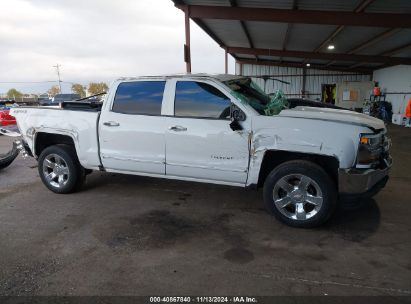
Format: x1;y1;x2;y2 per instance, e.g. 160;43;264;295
263;160;337;228
38;145;85;194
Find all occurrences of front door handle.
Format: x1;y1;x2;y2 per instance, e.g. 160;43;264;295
103;121;120;127
169;125;187;132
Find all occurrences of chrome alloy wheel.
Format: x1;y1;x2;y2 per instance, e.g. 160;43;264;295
42;154;70;188
272;174;323;220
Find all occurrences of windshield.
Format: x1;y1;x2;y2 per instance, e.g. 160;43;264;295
224;78;273;115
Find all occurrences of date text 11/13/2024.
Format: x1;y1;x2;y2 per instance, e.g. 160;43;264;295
149;296;258;303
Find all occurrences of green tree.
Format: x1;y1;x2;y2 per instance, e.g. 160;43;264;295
71;83;86;98
6;88;23;99
88;82;108;95
48;85;60;97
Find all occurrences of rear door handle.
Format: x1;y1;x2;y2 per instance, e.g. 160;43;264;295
103;121;120;127
169;125;187;132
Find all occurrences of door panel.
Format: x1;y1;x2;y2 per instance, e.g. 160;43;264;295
99;80;166;174
166;118;249;183
99;113;166;174
165;80;249;184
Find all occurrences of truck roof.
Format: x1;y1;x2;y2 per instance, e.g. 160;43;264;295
117;73;246;82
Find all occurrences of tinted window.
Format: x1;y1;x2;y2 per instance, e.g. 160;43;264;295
174;81;231;119
54;94;80;101
113;81;165;115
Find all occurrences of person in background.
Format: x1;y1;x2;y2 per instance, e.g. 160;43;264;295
373;82;381;97
406;97;411;127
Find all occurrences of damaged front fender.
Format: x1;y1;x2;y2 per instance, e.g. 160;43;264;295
245;120;358;187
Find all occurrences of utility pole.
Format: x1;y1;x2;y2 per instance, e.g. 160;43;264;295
53;64;62;93
184;6;191;73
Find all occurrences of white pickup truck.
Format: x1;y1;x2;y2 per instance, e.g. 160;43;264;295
6;74;392;227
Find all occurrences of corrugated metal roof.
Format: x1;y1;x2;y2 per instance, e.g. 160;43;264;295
331;27;387;54
174;0;411;72
286;24;337;52
296;0;359;12
236;0;359;11
365;0;411;13
357;29;411;55
236;0;295;9
212;0;411;13
235;54;256;59
202;19;249;47
183;0;230;6
395;48;411;58
306;59;333;65
245;21;288;49
183;0;411;13
256;55;283;61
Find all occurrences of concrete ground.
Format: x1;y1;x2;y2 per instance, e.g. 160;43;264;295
0;125;410;297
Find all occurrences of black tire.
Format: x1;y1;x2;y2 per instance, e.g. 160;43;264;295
85;169;93;175
0;141;19;170
38;144;85;194
263;160;337;228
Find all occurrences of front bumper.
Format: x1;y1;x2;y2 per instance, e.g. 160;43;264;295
338;156;392;197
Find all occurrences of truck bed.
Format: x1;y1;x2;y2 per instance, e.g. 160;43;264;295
10;106;101;169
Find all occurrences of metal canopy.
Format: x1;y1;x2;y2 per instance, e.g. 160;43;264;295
172;0;411;73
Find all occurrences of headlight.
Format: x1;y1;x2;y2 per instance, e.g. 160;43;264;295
356;133;383;168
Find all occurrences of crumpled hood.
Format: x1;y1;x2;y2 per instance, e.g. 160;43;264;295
278;106;385;131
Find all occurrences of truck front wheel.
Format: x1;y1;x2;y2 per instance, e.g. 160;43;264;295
38;145;85;194
263;160;337;228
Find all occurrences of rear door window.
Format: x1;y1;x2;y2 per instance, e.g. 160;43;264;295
113;81;166;115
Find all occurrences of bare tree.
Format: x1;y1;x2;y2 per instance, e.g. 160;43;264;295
48;85;60;97
71;83;86;98
6;88;23;99
88;82;109;95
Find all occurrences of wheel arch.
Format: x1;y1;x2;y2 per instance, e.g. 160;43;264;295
34;132;76;157
257;150;339;188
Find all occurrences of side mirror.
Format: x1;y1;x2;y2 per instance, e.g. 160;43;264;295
231;105;246;122
230;119;243;131
230;104;245;131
